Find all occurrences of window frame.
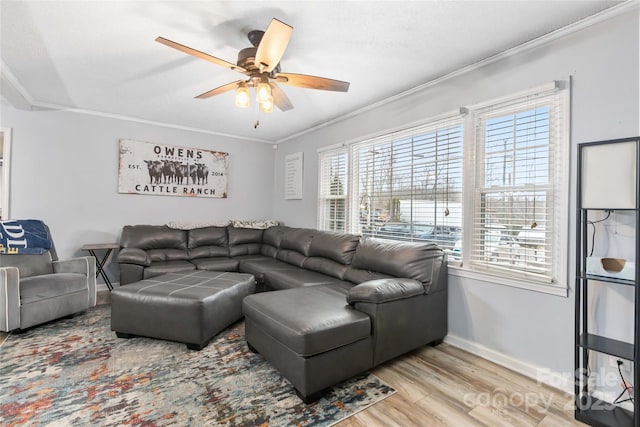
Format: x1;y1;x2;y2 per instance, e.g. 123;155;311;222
317;146;349;232
349;119;464;252
317;115;464;249
458;82;569;295
316;82;570;296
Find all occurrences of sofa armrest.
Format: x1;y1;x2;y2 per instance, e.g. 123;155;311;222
117;248;151;266
53;256;94;274
347;278;424;305
0;266;21;331
53;256;97;307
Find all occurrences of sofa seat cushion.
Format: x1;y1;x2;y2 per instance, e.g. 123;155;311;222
242;285;371;357
233;254;271;262
143;261;195;278
239;257;296;283
189;246;229;260
263;268;348;290
20;273;87;304
191;257;239;272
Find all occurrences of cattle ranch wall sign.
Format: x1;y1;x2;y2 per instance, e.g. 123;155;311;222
118;139;229;198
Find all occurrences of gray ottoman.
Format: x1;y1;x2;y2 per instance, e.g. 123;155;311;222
111;271;255;350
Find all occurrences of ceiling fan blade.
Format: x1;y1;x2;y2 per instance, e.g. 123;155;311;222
274;73;350;92
155;36;247;74
195;80;244;99
270;83;294;111
255;19;293;73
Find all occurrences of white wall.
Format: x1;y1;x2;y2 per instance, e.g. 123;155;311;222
272;10;639;377
0;107;275;280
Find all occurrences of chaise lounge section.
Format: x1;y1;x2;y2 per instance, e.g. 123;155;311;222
242;236;447;401
116;223;447;402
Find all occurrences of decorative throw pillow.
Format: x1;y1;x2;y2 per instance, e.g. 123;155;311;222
166;220;231;230
231;219;280;229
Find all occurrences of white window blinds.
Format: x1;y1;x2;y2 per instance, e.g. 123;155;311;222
471;87;560;283
317;83;568;293
318;117;464;245
353;117;464;250
318;148;348;232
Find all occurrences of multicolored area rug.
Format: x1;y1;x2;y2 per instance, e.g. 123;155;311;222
0;305;394;426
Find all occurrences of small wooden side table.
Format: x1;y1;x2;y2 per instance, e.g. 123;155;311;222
81;243;119;291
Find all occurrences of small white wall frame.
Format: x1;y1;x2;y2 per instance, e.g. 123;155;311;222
285;152;303;200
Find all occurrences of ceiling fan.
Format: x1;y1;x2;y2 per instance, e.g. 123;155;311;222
156;18;350;112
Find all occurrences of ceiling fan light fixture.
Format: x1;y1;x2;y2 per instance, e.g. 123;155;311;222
235;83;250;108
256;76;272;104
259;95;274;113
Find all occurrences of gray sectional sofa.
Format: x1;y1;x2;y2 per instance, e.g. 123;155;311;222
117;224;447;402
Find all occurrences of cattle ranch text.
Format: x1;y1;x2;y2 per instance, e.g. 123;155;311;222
118;139;229;198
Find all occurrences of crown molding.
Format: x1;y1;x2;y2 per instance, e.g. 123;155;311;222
0;61;272;144
275;0;639;144
2;2;637;145
28;100;273;144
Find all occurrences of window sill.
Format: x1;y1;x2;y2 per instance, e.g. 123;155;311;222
447;264;568;297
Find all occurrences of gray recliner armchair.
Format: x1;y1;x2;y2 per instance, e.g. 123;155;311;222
0;226;96;332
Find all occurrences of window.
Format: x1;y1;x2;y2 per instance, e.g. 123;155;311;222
317;82;567;293
469;85;564;285
318;148;348;232
318;116;464;255
354;121;463;251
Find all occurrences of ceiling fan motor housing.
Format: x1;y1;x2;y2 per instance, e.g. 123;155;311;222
237;47;259;72
237;47;280;76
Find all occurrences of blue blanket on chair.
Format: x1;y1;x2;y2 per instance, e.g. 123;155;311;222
0;220;53;255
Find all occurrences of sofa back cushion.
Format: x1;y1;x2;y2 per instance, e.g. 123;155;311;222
228;226;263;257
301;230;361;279
303;257;349;280
121;225;188;250
0;252;54;278
275;228;315;267
187;226;229;259
147;248;190;262
261;226;289;257
279;228;315;255
308;231;360;264
346;237;443;288
120;225;189;264
188;226;227;248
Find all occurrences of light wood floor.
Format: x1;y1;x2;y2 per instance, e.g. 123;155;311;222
4;291;586;426
337;343;586;427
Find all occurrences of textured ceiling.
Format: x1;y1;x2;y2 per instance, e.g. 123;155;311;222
0;1;625;143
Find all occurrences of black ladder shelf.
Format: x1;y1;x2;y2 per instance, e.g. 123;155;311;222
575;136;640;427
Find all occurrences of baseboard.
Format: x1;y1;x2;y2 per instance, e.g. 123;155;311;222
444;333;574;395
